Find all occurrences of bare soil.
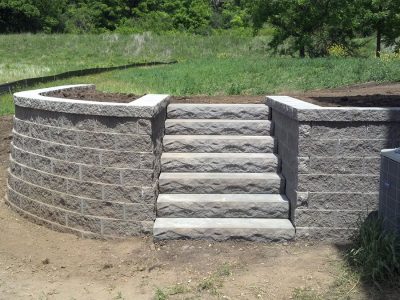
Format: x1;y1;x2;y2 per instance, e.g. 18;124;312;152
288;82;400;107
48;89;141;103
2;82;400;299
50;81;400;107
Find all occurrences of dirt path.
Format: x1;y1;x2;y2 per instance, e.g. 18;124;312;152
2;81;400;299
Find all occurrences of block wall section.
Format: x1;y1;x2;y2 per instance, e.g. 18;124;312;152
6;105;166;238
295;121;395;239
271;110;299;221
272;110;397;239
379;155;400;234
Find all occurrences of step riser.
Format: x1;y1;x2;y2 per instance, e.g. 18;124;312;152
157;202;289;218
165;121;271;136
159;178;283;194
167;104;269;120
154;228;294;242
163;138;275;153
161;157;278;173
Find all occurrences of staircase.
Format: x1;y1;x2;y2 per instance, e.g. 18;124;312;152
153;104;295;241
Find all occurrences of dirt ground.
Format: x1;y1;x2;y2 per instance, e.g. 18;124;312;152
51;81;400;107
2;83;400;299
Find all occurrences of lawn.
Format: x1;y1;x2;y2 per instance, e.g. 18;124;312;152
0;31;268;83
1;32;399;117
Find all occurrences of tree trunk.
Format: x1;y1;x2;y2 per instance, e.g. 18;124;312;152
300;46;305;58
376;28;381;58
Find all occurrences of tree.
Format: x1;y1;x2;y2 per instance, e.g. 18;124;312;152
357;0;400;57
0;0;41;33
251;0;361;57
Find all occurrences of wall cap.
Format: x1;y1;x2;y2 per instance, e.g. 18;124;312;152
14;84;170;118
266;95;400;122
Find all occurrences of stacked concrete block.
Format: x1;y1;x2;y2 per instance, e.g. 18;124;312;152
268;96;390;240
6;85;169;238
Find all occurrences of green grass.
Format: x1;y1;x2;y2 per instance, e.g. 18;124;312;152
2;55;400;116
0;31;269;83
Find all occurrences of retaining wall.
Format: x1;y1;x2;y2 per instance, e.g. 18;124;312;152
6;84;170;238
267;96;400;240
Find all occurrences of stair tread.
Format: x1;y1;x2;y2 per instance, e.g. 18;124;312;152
162;153;277;158
159;172;281;179
168;104;268;107
166;119;270;123
163;135;273;140
157;193;288;203
154;218;294;229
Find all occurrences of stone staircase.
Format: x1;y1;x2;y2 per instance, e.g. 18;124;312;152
153;104;295;241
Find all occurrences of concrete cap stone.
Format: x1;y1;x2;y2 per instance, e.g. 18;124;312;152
266;95;400;122
14;84;170;118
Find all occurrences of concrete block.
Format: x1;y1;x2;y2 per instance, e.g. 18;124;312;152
96;116;139;134
78;131;115;149
30;154;52;173
298;174;337;192
67;180;103;200
66;213;101;233
167;104;269;120
66;146;101;165
100;151;140;168
103;185;142;203
14;118;30;135
121;169;154;185
336;175;379;192
138;119;152;134
124;203;155;221
24;136;43;155
304;192;378;210
310;157;364;174
52;160;80;179
82;199;124;219
42;142;66;160
114;134;152;152
81;165;121;184
42;173;68;192
12;146;31;166
101;219;152;236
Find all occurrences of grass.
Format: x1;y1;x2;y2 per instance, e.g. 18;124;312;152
0;31;269;83
2;55;400;116
1;32;399;117
347;214;400;287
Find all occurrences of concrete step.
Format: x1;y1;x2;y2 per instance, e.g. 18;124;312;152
161;153;279;173
163;135;275;153
167;104;269;120
159;172;284;194
157;194;289;218
165;119;271;135
153;218;295;241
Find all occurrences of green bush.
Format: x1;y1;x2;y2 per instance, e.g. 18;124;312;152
347;214;400;286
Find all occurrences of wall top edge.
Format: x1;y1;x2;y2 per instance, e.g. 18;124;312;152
266;95;400;122
14;84;171;118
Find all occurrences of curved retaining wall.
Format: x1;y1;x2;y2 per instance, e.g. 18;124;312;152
6;84;170;238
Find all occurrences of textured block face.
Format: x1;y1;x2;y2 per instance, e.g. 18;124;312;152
167;104;269;120
165;119;271;135
163;135;275;153
7;86;168;238
268;97;400;240
159;172;283;194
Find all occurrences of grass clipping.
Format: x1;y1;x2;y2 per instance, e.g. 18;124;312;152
347;213;400;287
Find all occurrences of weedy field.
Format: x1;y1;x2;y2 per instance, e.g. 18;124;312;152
1;33;400;116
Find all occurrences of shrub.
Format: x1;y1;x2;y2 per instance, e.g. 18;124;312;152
347;213;400;286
